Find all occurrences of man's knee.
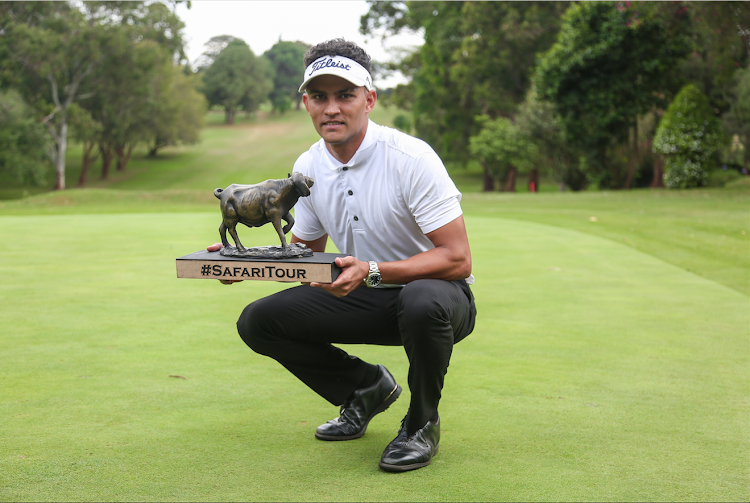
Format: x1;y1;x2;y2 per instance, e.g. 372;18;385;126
236;298;280;356
397;279;473;344
398;280;453;334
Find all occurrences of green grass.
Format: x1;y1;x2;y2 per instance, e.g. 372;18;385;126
461;187;750;296
0;109;748;501
2;185;747;296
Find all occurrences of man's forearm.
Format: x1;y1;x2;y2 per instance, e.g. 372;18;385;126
372;215;473;284
378;246;471;285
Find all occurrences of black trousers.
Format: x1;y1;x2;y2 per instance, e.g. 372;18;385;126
236;279;476;431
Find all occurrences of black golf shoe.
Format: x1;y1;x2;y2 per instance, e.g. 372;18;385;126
315;365;401;441
379;415;440;472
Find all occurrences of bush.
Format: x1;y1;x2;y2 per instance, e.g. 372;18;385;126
469;115;538;184
271;96;292;114
653;84;725;188
706;167;743;187
393;114;412;134
0;89;51;185
662;157;708;188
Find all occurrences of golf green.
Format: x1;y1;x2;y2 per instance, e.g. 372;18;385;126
1;212;746;501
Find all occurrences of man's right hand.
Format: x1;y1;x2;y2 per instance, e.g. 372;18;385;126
207;242;242;285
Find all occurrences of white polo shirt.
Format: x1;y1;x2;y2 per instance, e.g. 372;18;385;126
292;120;473;285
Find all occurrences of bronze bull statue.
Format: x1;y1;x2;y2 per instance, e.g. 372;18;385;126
214;172;314;250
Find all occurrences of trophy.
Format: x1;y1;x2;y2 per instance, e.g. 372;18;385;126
176;173;344;283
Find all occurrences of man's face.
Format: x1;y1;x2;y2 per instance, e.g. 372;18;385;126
302;74;376;151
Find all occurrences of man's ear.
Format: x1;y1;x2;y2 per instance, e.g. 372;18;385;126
365;89;377;113
302;93;311;115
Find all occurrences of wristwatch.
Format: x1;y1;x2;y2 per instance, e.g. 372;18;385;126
364;261;382;288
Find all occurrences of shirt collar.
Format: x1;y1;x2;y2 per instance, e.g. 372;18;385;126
320;120;381;170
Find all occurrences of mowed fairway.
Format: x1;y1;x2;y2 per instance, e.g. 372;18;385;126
0;110;748;501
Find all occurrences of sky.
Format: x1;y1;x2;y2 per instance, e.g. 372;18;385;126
175;1;424;88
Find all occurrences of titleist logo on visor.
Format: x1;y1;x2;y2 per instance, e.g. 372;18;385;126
308;58;352;76
299;55;373;92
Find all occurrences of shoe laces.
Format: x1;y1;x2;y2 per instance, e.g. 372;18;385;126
398;413;430;442
395;414;413;442
399;415;408;432
339;396;353;415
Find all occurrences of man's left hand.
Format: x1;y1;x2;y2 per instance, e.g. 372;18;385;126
310;256;368;297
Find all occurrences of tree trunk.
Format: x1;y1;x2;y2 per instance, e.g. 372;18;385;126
504;167;517;192
45;70;89;190
624;120;639;189
53;120;68;190
123;144;134;170
116;144;125;171
37;60;93;190
115;144;134;171
650;154;665;188
100;142;115;180
77;141;99;188
528;169;539;193
481;162;495;191
225;108;235;124
149;140;166;157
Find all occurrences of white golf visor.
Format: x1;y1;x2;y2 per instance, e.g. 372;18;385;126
299;55;374;93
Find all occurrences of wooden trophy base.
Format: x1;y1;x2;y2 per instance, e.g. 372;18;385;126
176;249;345;283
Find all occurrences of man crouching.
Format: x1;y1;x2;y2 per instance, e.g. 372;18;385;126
220;38;476;472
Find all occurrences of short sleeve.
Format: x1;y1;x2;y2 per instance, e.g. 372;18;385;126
402;151;463;235
290;153;327;241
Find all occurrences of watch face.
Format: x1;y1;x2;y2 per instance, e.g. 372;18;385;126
367;273;382;287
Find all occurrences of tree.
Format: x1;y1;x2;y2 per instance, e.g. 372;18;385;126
87;1;188;172
723;65;750;173
392;114;412;134
97;39;180;168
2;2;103;190
0;89;51;185
76;1;190;177
451;2;569;118
200;39;273;124
653;84;726;188
408;2;472;165
469;115;538;192
194;35;238;70
677;2;750;114
264;40;310;112
169;71;208;148
239;54;273;119
515;88;586;191
146;65;207;156
1;1;191;188
67;103;102;187
534;1;692;189
84;26;148;179
452;1;569;188
361;2;567;173
360;1;419;36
